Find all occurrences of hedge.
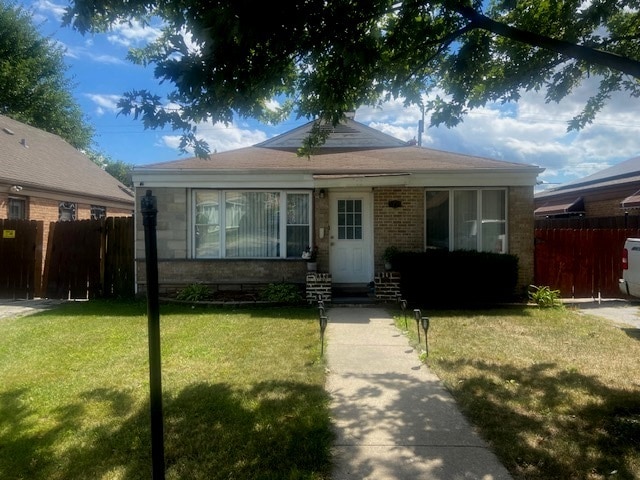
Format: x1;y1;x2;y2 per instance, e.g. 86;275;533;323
393;250;519;307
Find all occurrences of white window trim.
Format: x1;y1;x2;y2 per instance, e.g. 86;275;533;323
190;189;312;259
425;188;508;253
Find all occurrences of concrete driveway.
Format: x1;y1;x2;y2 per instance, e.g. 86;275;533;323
0;299;65;320
566;298;640;329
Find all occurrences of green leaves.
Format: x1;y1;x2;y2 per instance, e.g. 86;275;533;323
0;1;94;150
62;0;640;155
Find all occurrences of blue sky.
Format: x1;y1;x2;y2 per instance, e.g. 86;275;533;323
21;0;640;189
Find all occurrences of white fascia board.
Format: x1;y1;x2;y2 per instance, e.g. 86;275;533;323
132;171;315;189
406;171;541;187
313;175;411;188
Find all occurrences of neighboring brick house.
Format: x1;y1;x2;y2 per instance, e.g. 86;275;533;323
0;114;134;253
132;116;543;296
534;156;640;219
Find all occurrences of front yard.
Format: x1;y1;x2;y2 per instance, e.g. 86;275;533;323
398;305;640;479
2;300;639;479
0;301;332;480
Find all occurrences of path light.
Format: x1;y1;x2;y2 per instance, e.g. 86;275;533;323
420;315;430;356
318;305;328;356
413;309;422;344
400;299;408;330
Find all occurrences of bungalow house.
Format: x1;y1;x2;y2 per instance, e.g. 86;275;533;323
132;116;543;298
0;114;135;229
534;155;640;219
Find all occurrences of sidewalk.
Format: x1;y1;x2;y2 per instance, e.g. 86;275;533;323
325;306;512;480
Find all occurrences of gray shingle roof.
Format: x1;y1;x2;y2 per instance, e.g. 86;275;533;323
0;115;134;205
536;155;640;199
138;118;541;175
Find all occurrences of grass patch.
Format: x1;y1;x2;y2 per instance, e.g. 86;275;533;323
0;300;332;479
395;306;640;480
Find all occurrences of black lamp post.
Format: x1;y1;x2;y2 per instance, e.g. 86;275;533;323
141;190;165;480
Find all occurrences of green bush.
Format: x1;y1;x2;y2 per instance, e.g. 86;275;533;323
394;250;519;308
528;285;562;308
176;283;213;302
259;283;303;304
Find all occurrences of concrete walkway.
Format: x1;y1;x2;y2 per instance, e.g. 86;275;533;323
325;306;512;480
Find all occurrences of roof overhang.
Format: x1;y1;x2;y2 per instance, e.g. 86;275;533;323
621;190;640;209
534;197;585;217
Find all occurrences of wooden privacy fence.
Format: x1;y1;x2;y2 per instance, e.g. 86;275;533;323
40;216;134;300
0;219;43;299
534;228;640;298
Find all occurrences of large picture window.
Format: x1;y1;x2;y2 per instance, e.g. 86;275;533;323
426;189;506;253
193;190;311;258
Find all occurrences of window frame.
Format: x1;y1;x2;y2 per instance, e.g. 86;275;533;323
425;188;508;253
191;189;312;259
8;196;26;220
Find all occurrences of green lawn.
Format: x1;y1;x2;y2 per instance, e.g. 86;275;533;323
0;301;332;480
397;305;640;480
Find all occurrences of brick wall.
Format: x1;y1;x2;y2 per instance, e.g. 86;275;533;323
509;186;535;291
135;187;188;259
136;259;307;295
585;198;626;217
373;187;424;271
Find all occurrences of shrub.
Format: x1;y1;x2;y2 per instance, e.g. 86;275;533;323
394;250;519;308
528;285;562;308
176;283;213;302
259;283;303;304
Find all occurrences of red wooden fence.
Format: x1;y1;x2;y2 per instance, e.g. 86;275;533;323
534;228;640;298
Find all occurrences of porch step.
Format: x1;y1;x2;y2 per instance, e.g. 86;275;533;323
332;284;376;305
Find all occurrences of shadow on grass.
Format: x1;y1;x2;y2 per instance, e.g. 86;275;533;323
621;327;640;341
0;381;332;480
26;299;316;321
436;359;640;479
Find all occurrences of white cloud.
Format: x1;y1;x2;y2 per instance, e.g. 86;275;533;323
32;0;66;21
107;20;162;48
354;83;640;186
161;122;269;154
84;93;121;115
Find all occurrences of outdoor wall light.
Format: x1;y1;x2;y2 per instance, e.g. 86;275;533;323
10;185;22;192
319;188;326;199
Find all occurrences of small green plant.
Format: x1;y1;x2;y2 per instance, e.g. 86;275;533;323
528;285;562;308
383;246;400;263
260;283;303;304
176;283;212;301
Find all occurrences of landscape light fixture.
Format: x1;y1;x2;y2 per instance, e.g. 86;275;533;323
420;316;430;356
413;309;422;344
400;298;408;330
318;302;328;356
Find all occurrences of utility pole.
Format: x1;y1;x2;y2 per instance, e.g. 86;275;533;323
418;103;425;147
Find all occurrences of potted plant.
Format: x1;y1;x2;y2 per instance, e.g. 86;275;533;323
302;245;319;271
383;246;399;271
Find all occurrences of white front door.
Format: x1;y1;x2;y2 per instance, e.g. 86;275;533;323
329;191;374;284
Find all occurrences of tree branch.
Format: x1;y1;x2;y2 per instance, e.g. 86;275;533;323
455;5;640;79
